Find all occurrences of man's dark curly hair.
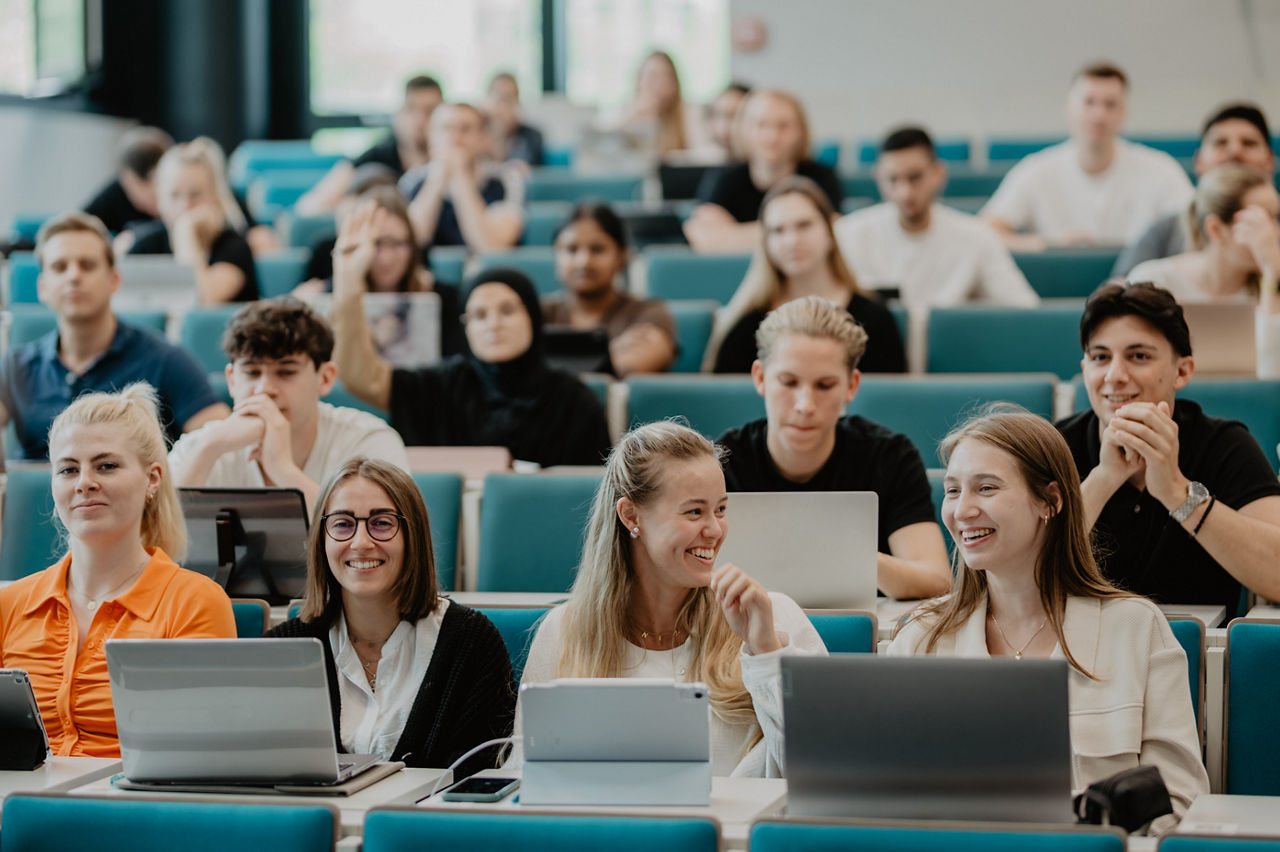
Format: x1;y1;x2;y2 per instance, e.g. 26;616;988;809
222;297;334;367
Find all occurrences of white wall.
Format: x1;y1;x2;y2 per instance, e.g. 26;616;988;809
729;0;1280;151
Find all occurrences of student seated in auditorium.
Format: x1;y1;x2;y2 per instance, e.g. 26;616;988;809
331;201;610;467
267;458;513;775
168;297;410;512
605;50;710;159
512;420;827;776
399;103;525;253
684;89;842;253
295;183;466;358
1055;282;1280;620
981;62;1192;250
834;126;1039;312
718;297;950;600
0;384;236;757
83;125;173;234
707;176;905;373
704;82;750;164
543;201;676;377
888;405;1209;834
295;75;443;216
0;213;228;460
483;71;545;168
127;137;261;304
1114;103;1275;276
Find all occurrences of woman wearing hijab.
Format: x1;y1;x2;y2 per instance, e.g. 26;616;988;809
330;200;611;467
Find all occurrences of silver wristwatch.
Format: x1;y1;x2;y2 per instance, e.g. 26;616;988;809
1170;481;1211;523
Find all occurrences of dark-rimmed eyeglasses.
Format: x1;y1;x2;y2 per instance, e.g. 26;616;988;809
321;512;405;542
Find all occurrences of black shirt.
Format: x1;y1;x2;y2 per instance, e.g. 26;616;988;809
129;222;261;302
696;161;844;223
713;292;906;374
718;415;937;554
84;179;153;234
1057;399;1280;619
353;136;406;176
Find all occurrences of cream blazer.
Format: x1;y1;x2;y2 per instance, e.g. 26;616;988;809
887;594;1209;833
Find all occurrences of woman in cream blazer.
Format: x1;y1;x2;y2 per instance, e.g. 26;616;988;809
888;405;1208;834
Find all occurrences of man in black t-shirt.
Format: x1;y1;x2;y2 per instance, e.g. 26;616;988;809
83;126;173;234
1056;283;1280;618
716;296;951;600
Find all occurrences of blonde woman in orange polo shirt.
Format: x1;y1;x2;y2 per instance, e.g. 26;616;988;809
0;383;235;757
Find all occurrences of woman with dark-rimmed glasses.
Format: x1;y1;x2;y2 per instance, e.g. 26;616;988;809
267;457;514;776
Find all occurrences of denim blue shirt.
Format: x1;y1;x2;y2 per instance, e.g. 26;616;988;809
0;319;220;459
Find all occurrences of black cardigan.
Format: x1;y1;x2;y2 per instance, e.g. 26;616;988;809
265;601;515;778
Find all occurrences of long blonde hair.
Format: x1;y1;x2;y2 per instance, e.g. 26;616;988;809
557;421;761;744
705;176;862;369
901;405;1130;677
1188;162;1271;251
47;382;187;561
637;50;687;154
155;136;247;233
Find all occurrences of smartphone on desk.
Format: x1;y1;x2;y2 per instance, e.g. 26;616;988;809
440;776;520;802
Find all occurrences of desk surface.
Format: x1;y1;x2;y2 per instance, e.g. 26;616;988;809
0;757;120;827
1179;793;1280;836
418;771;786;850
64;766;450;838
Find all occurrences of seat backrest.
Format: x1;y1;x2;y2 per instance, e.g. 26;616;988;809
806;611;876;654
473;247;560;296
1158;837;1280;852
0;467;60;581
428;246;468;286
520;201;573;246
525;169;644;204
474;606;550;683
750;819;1123;852
282;213;336;249
1013;249;1120;299
363;810;718;852
180;305;242;373
666;300;717;374
6;307;167;347
988;137;1066;162
6;252;40;304
644;249;752;304
625;375;761;439
230;598;271;638
254;248;310;298
1166;616;1205;737
0;793;336;852
411;472;463;592
1225;619;1280;794
476;473;602;592
927;302;1085;378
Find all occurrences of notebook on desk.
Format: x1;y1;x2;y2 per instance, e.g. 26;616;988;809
715;491;878;609
782;656;1074;823
106;638;390;794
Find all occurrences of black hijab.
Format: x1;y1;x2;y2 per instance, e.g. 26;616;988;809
462;267;550;401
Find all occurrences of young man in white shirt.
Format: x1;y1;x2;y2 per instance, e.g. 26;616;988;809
169;297;410;511
982;62;1193;250
834;126;1038;312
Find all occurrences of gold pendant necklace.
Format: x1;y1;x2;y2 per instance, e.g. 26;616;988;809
988;612;1049;659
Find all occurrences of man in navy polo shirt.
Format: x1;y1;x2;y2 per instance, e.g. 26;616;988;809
0;212;228;459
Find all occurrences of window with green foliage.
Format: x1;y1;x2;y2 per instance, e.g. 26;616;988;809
0;0;86;97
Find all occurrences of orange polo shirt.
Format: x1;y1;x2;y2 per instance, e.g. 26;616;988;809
0;547;236;757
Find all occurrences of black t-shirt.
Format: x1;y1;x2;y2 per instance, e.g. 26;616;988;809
1056;399;1280;619
696;161;844;223
717;415;937;554
84;179;153;234
129;222;261;302
353;136;406;176
713;292;906;374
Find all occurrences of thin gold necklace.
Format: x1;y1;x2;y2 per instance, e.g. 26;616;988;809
70;563;147;611
988;611;1049;659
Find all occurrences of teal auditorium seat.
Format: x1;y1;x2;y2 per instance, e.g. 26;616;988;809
1014;248;1120;298
857;138;972;166
581;373;610;409
941;196;987;215
429;246;468;285
666;300;717;373
1167;616;1205;734
812;139;840;169
281;212;336;249
0;794;336;852
927;302;1085;378
749;820;1123;852
476;473;602;592
644;248;752;304
525;169;644;203
181;305;242;372
626;375;760;438
411;472;462;592
364;811;719;852
474;247;560;296
806;612;876;653
988;137;1066;161
843;166;1005;201
543;144;573;167
6;252;39;303
9;212;55;244
7;305;168;346
474;606;550;682
254;248;310;297
851;373;1058;464
1225;619;1280;794
1160;839;1280;852
227;138;337;192
0;467;60;580
230;598;271;637
521;201;573;245
246;170;332;220
1070;376;1280;470
1129;135;1201;159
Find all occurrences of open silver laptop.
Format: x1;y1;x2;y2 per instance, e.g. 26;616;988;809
1182;301;1257;375
715;491;878;609
106;638;379;786
782;656;1074;822
114;256;200;312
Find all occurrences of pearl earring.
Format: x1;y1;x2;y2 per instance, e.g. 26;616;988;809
630;526;639;539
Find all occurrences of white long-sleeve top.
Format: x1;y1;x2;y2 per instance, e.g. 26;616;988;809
509;592;827;777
